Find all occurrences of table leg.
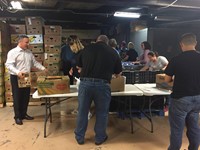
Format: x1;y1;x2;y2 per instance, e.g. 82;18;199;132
44;98;48;138
42;97;71;138
140;96;153;133
48;98;52;123
129;97;133;134
149;97;153;133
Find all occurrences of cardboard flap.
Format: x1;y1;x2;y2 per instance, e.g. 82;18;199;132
46;76;62;80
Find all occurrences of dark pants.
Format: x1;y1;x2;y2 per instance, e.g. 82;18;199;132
10;75;31;119
74;78;111;143
62;60;74;85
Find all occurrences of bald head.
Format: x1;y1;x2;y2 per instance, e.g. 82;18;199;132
96;35;109;45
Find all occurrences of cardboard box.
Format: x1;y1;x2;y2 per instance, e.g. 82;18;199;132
37;76;70;95
18;73;31;88
29;44;44;53
43;61;60;71
44;44;61;53
11;34;21;44
33;53;44;62
44;53;60;62
30;71;47;87
156;74;173;90
10;24;26;34
44;35;61;45
26;25;43;34
25;16;44;26
27;34;43;44
44;25;62;35
5;81;12;92
5;91;12;102
110;76;126;92
46;70;59;76
4;73;10;82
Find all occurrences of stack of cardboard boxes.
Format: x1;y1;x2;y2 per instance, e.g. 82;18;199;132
5;24;27;104
43;25;62;75
0;21;10;107
25;17;45;99
4;17;63;105
10;24;26;48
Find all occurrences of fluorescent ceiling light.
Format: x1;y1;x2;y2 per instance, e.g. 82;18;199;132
127;7;141;10
10;1;22;9
114;12;141;18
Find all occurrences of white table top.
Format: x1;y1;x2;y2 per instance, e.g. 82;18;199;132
134;83;171;96
32;84;143;99
111;84;143;96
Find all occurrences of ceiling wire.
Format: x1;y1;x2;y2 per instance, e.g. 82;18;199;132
0;0;8;7
158;0;179;10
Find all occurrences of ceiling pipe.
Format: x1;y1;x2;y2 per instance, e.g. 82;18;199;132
5;8;112;17
157;19;200;27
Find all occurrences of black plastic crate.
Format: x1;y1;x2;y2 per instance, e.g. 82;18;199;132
122;70;164;84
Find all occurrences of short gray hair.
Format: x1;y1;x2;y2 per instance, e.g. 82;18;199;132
180;33;197;45
18;35;29;43
96;35;109;45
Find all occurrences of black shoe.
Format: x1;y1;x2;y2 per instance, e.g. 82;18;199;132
76;139;84;145
15;118;23;125
95;136;108;145
23;114;34;120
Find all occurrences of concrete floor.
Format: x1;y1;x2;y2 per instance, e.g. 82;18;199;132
0;98;193;150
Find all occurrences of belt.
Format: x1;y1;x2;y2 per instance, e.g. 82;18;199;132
80;77;108;83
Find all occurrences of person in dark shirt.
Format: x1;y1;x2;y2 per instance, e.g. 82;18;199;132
165;33;200;150
60;37;75;84
74;35;122;145
119;41;128;60
123;42;138;61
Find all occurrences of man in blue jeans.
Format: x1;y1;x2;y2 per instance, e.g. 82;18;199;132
165;33;200;150
74;35;122;145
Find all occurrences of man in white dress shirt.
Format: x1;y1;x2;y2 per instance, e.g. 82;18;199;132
5;35;47;125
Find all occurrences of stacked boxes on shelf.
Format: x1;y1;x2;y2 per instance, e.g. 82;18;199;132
0;21;10;107
44;25;62;75
25;17;44;101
